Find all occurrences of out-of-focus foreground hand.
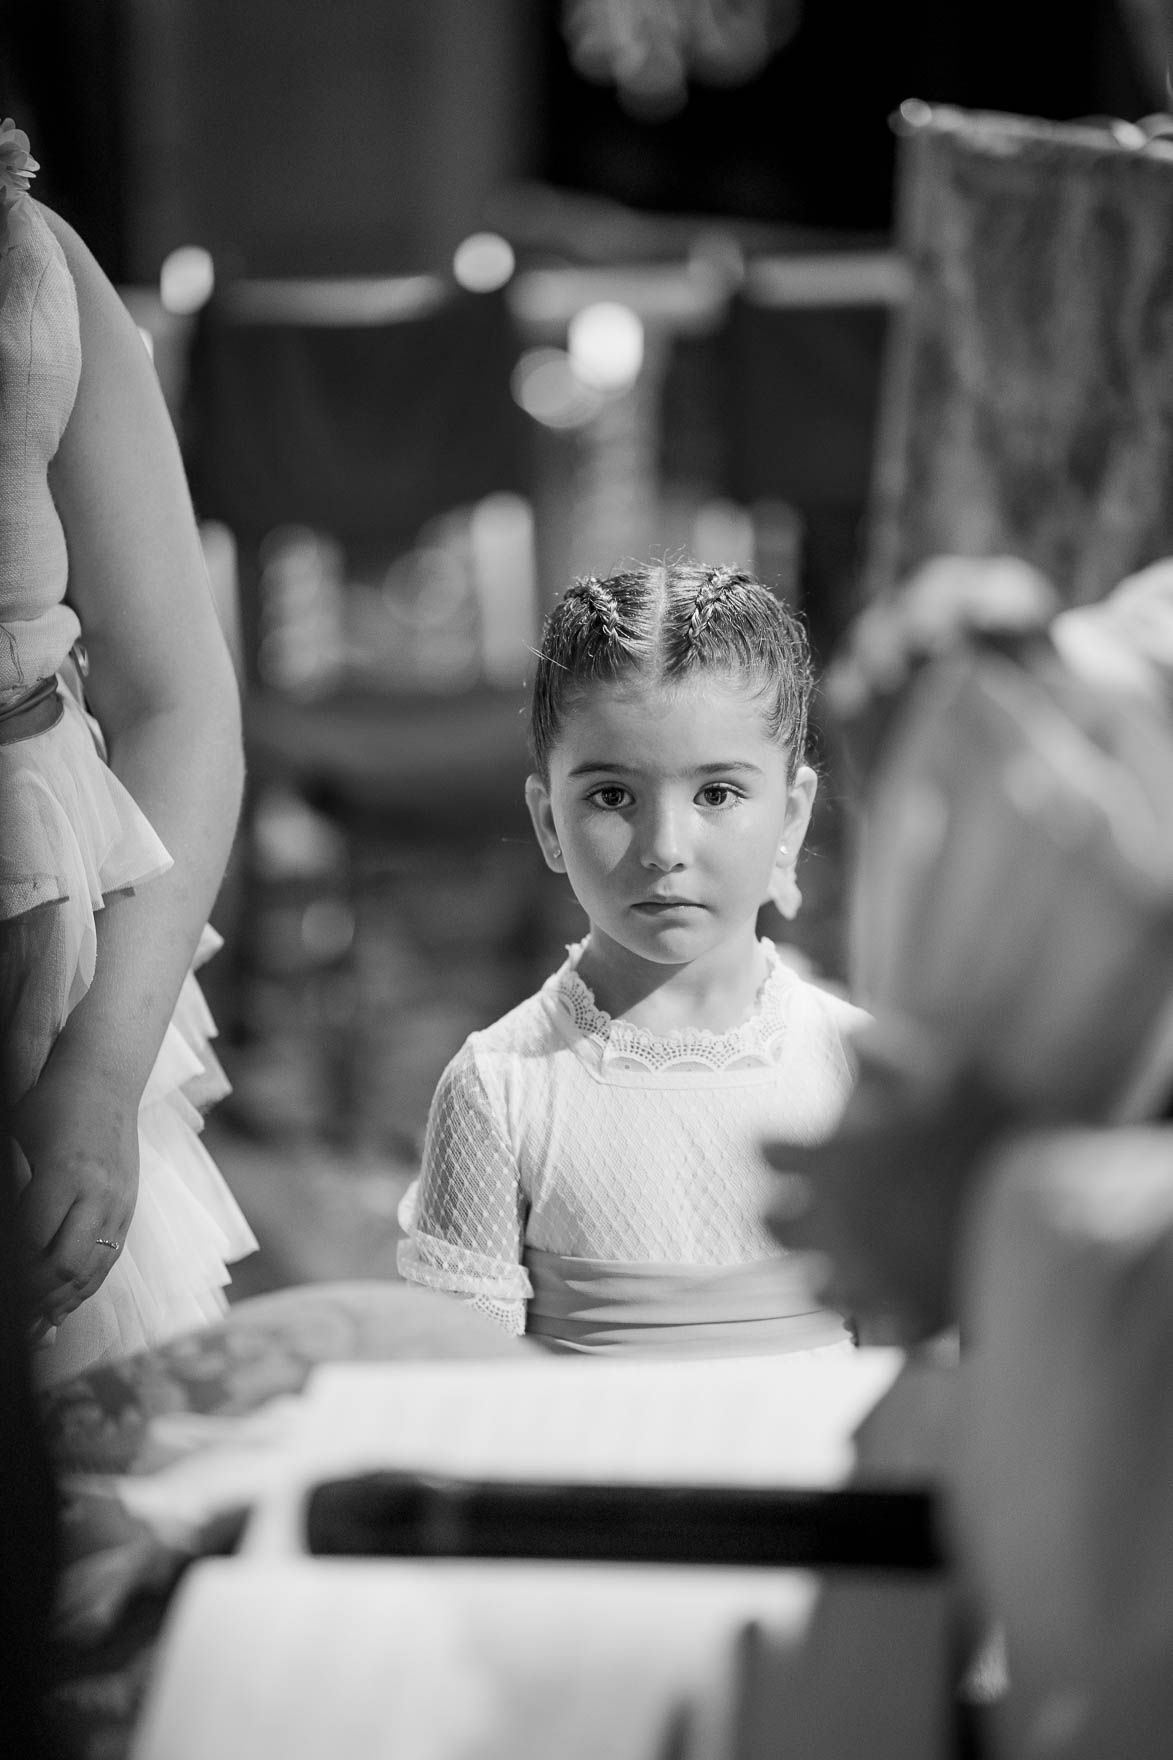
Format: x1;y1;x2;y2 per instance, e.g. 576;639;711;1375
763;1024;1013;1345
827;554;1059;720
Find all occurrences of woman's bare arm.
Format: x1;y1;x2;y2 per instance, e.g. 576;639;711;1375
16;206;245;1322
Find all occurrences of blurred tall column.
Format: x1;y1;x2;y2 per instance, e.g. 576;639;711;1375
566;331;667;577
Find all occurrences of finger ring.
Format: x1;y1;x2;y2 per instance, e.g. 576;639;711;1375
95;1237;121;1251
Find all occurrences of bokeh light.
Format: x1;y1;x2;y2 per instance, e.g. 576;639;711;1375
159;245;215;315
894;97;934;134
510;347;603;429
567;301;645;392
452;232;516;293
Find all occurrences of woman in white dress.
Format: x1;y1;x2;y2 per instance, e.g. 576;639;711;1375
1;121;256;1382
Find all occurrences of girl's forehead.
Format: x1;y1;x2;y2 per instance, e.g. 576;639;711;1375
553;670;784;762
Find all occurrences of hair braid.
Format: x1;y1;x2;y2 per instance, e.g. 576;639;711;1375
686;565;736;649
529;556;813;781
572;574;622;643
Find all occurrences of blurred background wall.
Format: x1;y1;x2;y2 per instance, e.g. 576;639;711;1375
6;0;534;279
3;0;1157;282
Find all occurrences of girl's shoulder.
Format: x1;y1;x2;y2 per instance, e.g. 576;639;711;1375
772;952;872;1037
431;977;577;1122
760;945;873;1084
445;974;575;1074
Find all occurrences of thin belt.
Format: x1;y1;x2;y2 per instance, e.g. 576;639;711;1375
0;675;64;745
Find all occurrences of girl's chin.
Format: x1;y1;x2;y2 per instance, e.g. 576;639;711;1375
611;919;725;963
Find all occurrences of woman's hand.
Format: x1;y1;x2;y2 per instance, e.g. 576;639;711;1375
763;1025;1011;1345
12;1060;139;1328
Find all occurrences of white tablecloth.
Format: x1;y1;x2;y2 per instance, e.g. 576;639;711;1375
129;1350;955;1760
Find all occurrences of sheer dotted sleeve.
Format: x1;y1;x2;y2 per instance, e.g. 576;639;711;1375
396;1045;531;1335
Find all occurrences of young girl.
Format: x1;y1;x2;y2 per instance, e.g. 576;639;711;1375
397;559;869;1354
1;124;256;1382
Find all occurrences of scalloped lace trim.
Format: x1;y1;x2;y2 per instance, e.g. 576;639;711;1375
466;1293;527;1337
551;940;797;1072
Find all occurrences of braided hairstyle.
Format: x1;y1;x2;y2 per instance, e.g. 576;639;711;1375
529;558;813;780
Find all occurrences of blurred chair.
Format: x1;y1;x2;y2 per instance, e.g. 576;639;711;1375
183;275;543;1149
186;275;528;603
865;103;1173;608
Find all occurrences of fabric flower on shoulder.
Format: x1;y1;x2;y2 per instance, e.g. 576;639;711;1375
0;118;39;257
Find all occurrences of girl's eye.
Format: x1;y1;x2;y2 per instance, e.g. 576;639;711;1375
698;783;739;807
589;785;632;810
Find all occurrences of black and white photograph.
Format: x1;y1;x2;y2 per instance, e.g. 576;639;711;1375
3;4;1173;1757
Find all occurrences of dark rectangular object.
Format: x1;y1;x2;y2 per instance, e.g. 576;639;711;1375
304;1472;945;1574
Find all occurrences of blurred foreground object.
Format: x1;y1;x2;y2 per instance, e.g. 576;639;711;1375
827;553;1059;725
767;556;1173;1345
849;614;1173;1122
41;1282;521;1759
122;1352;951;1760
959;1126;1173;1759
1;1138;61;1759
764;1028;1009;1344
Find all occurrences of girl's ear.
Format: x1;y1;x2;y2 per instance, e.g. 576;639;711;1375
781;763;818;857
525;773;565;871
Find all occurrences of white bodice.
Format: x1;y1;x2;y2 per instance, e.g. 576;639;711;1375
0;199;83;697
398;943;870;1331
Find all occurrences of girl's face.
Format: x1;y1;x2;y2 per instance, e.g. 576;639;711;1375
526;670;816;985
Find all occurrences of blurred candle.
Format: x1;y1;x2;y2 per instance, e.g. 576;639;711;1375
469;493;538;687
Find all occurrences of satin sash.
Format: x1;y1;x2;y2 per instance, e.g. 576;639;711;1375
523;1247;849;1357
0;675;62;744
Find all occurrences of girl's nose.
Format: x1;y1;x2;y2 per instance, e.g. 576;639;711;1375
639;801;687;871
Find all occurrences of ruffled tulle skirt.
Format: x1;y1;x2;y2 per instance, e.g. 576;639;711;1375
1;682;258;1384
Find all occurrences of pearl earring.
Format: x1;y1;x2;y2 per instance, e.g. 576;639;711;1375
770;869;802;919
770;846;802;920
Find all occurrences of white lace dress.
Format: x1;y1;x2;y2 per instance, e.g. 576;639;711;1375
398;941;870;1355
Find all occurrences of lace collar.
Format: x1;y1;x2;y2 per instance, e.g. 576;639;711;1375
549;939;800;1074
